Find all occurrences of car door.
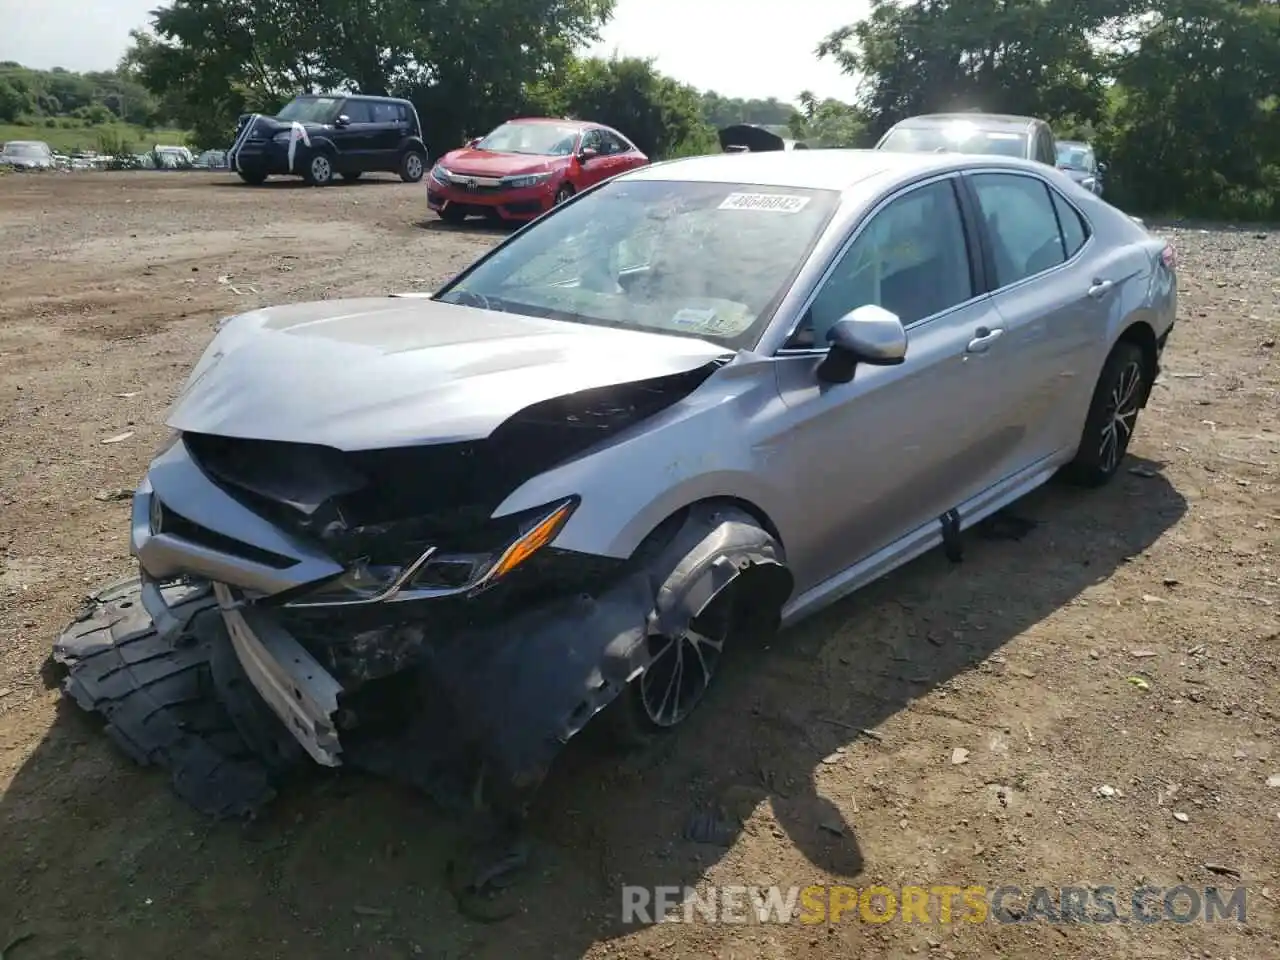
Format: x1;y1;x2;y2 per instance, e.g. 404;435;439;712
575;129;613;189
766;175;1010;592
962;170;1109;473
368;101;404;167
597;131;635;179
334;99;376;171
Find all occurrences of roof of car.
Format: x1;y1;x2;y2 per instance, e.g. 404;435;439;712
895;112;1041;131
627;148;1025;191
503;117;594;128
294;93;411;103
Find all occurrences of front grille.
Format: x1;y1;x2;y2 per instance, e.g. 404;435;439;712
153;497;297;569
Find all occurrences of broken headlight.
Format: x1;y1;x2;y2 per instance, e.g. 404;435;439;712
284;497;578;607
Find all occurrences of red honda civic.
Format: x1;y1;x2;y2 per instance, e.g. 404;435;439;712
427;117;650;223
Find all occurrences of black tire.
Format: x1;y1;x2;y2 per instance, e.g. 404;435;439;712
554;182;575;206
237;170;267;185
1063;340;1149;487
439;203;468;225
341;171;362;182
596;509;788;750
399;149;426;183
302;152;335;186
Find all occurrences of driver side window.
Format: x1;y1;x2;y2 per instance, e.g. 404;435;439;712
788;178;973;349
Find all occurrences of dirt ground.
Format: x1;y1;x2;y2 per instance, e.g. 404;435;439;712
0;171;1277;960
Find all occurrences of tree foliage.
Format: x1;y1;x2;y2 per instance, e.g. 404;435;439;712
122;0;614;153
0;62;163;126
818;0;1280;218
789;91;868;146
527;56;717;157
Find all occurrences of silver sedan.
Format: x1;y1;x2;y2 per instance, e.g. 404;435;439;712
55;148;1178;833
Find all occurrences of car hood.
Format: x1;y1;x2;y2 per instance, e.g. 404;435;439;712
439;149;561;177
167;297;730;450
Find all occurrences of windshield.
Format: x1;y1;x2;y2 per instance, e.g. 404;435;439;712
3;142;51;158
1056;144;1095;171
435;178;840;350
475;122;582;156
276;97;342;124
880;124;1028;158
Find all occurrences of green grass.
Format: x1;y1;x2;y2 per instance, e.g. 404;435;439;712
0;121;192;154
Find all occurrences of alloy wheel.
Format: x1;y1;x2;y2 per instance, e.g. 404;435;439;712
405;154;423;179
1098;359;1143;473
638;597;732;728
310;155;332;184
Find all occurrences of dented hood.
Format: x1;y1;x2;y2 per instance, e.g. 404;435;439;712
168;297;728;450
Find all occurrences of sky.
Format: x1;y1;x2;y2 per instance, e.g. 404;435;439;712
0;0;866;103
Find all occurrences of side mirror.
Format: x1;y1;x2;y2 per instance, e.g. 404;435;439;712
334;115;350;127
578;147;599;162
816;305;907;384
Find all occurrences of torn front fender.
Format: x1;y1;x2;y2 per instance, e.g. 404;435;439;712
345;502;791;818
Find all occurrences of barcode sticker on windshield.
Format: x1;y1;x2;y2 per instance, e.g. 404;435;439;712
718;192;811;213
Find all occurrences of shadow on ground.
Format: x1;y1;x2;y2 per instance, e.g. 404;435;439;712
0;456;1186;959
414;218;518;237
208;175;406;190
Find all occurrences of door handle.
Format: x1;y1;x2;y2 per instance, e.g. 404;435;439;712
966;327;1005;353
1088;278;1114;299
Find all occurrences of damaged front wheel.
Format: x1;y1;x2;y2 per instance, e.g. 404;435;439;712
637;590;732;728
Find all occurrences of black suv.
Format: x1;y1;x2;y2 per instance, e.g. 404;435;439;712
228;94;429;186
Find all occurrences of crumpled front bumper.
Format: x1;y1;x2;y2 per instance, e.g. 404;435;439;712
93;442;790;821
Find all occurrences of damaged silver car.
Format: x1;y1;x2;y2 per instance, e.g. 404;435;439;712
54;150;1177;866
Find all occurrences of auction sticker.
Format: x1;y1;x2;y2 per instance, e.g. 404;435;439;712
718;192;811;213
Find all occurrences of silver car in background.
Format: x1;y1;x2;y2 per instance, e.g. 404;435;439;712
877;113;1059;167
1056;139;1106;196
0;140;55;170
54;149;1178;839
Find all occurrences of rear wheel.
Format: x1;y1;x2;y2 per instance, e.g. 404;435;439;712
237;170;267;185
1063;341;1149;486
399;149;426;183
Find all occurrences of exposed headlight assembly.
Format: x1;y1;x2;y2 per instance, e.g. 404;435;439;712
285;497;578;607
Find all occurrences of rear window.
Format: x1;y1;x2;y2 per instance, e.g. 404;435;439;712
880;124;1028;159
436;178;840;350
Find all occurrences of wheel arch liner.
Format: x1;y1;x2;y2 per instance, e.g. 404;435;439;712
347;502;791;817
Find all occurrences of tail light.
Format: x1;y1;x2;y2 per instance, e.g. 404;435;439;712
1161;243;1176;269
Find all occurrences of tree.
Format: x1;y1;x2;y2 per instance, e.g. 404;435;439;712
122;0;616;154
0;78;29;122
1101;0;1280;217
534;56;715;158
789;91;867;147
817;0;1128;140
814;0;1280;218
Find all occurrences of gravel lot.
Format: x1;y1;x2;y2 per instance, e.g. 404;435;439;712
0;171;1277;960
